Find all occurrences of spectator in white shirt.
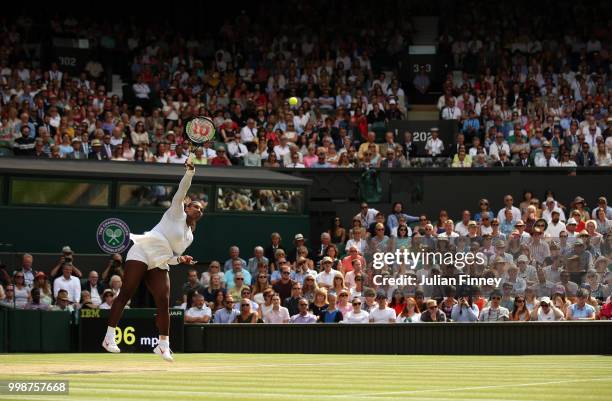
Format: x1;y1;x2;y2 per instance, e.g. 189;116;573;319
369;293;396;323
169;145;189;164
132;75;150;99
273;136;291;160
316;257;340;289
441;98;461;120
263;293;290;323
354;203;379;228
541;197;566;223
53;264;81;303
489;133;511;161
227;133;248;162
342;297;370;323
185;293;212;323
497;195;522;222
425;128;444;156
534;144;560;167
545;211;567;237
239;119;257;143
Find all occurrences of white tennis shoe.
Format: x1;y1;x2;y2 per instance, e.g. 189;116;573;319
153;345;173;362
102;337;121;353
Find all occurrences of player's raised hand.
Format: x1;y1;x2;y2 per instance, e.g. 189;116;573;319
185;157;194;171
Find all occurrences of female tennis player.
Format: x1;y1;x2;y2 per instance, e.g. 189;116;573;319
102;158;203;361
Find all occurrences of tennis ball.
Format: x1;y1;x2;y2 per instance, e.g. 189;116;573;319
289;97;298;106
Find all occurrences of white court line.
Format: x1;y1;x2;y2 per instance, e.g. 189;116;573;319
331;376;612;398
19;377;612;401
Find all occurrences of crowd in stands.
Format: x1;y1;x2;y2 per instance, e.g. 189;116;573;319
1;1;610;168
437;0;612;167
2;193;611;323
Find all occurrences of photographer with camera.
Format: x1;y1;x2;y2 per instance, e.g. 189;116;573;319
49;246;83;279
102;254;125;286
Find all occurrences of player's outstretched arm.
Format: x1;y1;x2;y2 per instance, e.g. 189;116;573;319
168;159;195;217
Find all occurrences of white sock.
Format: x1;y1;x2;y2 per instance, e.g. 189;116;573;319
159;338;169;349
106;326;116;340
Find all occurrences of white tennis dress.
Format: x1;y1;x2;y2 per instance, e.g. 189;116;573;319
126;168;195;270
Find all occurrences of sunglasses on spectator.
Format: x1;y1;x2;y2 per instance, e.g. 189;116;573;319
428;306;437;310
258;275;268;279
492;296;501;300
516;300;524;303
352;302;361;306
282;271;290;275
235;278;244;281
339;294;348;297
240;303;250;307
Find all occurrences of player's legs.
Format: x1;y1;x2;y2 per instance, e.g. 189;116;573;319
145;267;173;361
144;267;171;335
108;260;149;327
102;260;148;353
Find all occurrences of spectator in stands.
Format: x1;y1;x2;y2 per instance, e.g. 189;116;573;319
182;269;206;308
0;285;15;308
83;270;105;307
479;291;510;321
234;300;261;323
53;263;81;304
263;292;290;323
420;299;447;322
451;295;479;322
284;282;303;316
225;261;250;291
13;253;36;288
342;296;370;323
425;128;444;157
273;264;296;303
369;292;396;323
289;298;317;323
214;294;239;323
200;260;225;289
567;288;596;320
530;297;565;321
11;272;30;308
52;290;74;312
32;272;53;306
185;293;212;324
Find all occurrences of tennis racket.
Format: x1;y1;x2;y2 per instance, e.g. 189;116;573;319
184;116;216;161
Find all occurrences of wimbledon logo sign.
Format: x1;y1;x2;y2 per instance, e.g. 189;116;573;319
97;218;131;254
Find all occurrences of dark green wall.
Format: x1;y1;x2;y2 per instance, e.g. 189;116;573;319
0;207;309;262
185;322;612;355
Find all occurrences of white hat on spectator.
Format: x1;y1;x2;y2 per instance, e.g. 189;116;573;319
294;234;305;241
62;246;73;253
517;255;529;263
546;197;555;204
567;218;578;225
388;99;397;105
539;296;552;305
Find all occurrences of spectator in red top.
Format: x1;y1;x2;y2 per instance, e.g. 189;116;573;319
210;146;232;166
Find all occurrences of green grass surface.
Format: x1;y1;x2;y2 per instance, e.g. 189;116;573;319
0;354;611;401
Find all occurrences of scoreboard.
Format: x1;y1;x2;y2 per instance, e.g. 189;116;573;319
79;308;184;352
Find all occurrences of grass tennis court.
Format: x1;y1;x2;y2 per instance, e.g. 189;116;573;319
0;354;611;401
